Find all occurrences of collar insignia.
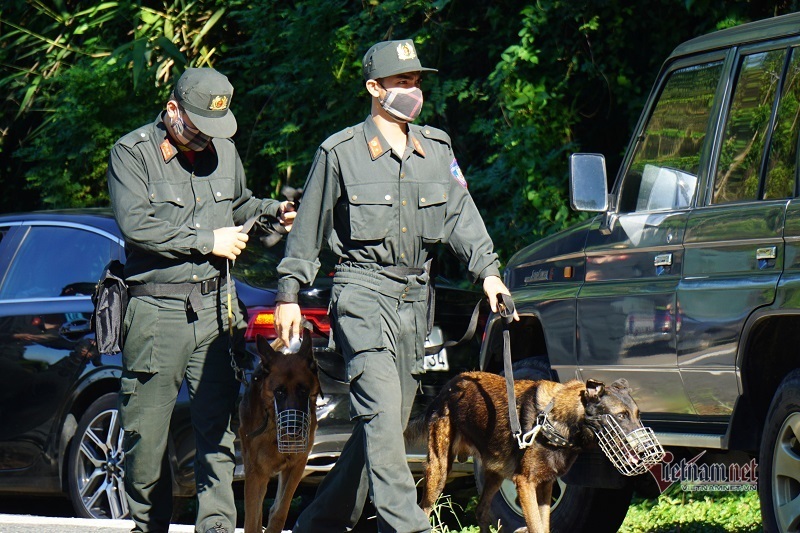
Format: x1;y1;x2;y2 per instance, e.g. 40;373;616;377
160;139;178;162
411;136;425;157
397;42;416;61
209;95;228;111
368;136;384;159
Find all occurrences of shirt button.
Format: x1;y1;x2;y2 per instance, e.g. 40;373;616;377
400;172;405;179
150;193;155;199
192;274;198;280
402;200;407;206
400;253;405;259
176;197;182;202
421;197;426;203
385;194;392;201
401;293;407;299
140;133;146;138
196;223;201;228
443;193;447;200
352;195;358;201
196;197;201;203
216;191;222;197
401;227;407;233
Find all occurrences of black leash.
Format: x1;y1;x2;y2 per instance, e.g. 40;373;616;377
496;293;522;440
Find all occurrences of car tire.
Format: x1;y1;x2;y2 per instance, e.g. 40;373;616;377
759;369;800;533
474;357;633;532
67;392;129;519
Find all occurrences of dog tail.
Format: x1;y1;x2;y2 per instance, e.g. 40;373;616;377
404;411;429;447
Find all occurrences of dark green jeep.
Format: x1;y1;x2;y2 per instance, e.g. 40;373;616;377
479;11;800;533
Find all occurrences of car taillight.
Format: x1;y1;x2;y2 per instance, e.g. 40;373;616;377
245;307;331;341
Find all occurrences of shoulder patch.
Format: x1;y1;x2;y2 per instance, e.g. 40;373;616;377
320;125;359;152
416;124;451;146
118;128;151;149
450;158;468;189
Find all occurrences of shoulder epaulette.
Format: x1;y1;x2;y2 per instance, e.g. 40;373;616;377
118;128;151;149
320;125;359;152
414;124;451;146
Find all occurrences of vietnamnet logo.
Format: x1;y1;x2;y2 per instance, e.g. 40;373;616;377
648;450;758;493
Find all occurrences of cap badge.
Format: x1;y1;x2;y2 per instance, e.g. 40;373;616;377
397;42;416;61
209;95;228;111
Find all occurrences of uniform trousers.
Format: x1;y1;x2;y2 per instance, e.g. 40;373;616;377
293;265;431;533
119;287;243;533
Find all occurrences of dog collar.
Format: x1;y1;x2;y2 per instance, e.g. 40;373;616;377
522;399;576;449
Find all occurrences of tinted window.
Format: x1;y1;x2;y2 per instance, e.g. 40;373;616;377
233;238;338;289
765;47;800;200
0;226;116;299
619;61;723;213
714;50;786;204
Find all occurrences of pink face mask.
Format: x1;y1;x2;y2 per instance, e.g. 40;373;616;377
379;86;424;123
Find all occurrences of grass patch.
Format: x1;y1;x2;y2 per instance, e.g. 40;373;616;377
427;485;762;533
619;486;762;533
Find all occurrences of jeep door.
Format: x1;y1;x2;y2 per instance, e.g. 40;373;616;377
678;43;800;418
577;54;726;416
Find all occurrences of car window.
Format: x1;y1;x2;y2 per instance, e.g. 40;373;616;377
232;237;338;289
0;225;115;299
618;61;723;213
714;49;788;204
764;47;800;200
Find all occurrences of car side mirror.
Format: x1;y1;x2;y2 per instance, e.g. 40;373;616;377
569;153;609;212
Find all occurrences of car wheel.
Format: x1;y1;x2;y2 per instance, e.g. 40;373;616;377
474;357;632;532
67;392;129;519
760;369;800;533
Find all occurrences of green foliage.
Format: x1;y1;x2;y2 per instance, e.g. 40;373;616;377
619;486;762;532
15;58;166;207
1;0;800;253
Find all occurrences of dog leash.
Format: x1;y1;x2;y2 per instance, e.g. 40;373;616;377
496;293;525;446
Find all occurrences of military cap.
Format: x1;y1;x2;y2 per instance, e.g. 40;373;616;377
174;67;237;138
362;39;438;81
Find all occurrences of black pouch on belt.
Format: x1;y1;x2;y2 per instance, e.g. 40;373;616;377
91;259;128;355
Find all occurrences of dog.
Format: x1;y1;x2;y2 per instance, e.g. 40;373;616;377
238;329;321;533
415;371;643;533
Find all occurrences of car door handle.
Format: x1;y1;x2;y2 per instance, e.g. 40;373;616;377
756;247;777;260
654;253;673;267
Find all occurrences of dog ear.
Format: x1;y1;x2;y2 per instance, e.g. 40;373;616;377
582;379;606;403
300;328;318;374
256;334;279;368
609;378;630;392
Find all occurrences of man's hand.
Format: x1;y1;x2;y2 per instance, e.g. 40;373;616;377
483;275;520;321
275;302;302;348
212;226;248;260
279;201;297;232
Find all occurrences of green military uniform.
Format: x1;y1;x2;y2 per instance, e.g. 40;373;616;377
108;68;280;533
277;109;501;531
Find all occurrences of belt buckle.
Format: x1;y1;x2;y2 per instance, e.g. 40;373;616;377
200;277;217;295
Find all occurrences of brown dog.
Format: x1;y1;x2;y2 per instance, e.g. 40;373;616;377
417;371;642;533
238;329;321;533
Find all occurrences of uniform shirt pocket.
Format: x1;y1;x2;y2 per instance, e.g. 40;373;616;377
346;183;394;241
208;177;235;203
147;181;187;207
418;182;448;243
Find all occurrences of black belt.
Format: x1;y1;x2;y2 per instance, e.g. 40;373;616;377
128;277;224;311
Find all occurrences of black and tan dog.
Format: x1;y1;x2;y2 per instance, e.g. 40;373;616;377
416;371;641;533
238;330;320;533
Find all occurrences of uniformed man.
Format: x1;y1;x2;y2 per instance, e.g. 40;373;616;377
108;67;294;533
275;39;517;532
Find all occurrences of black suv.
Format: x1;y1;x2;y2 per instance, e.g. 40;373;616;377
478;12;800;533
